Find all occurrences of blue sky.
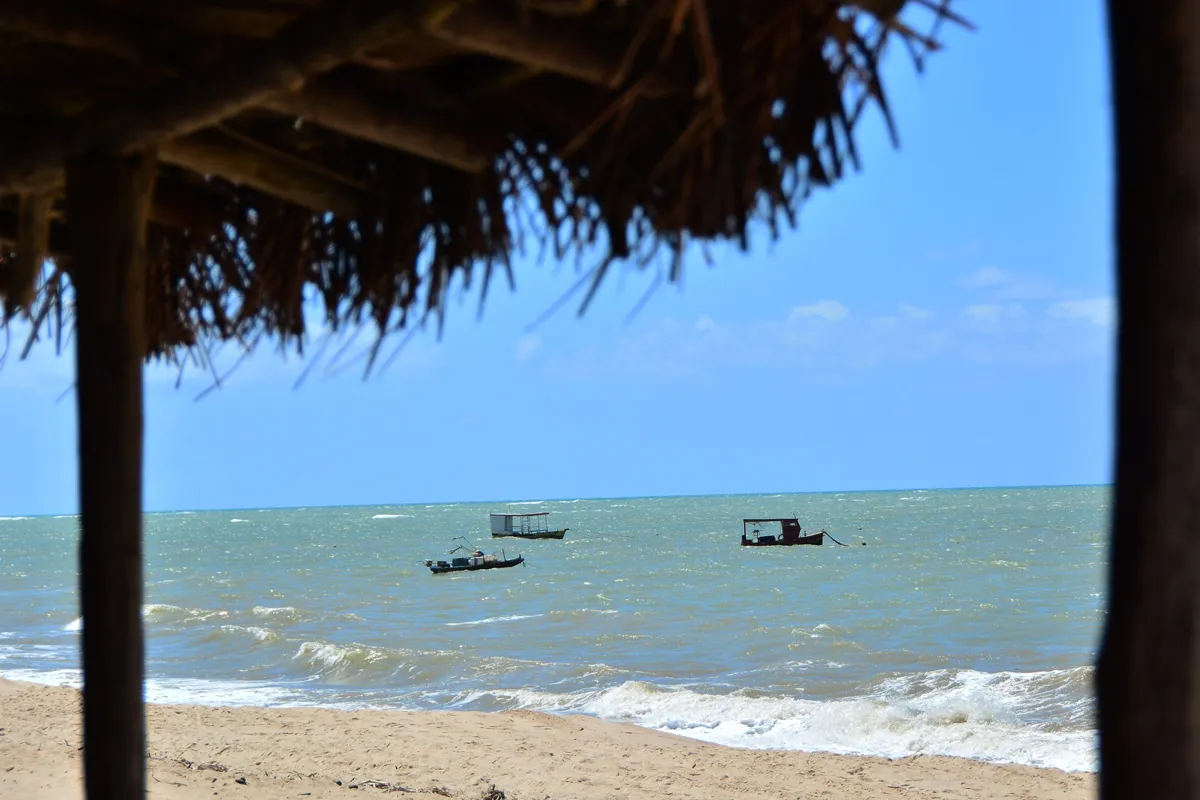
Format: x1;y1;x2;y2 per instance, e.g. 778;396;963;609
0;0;1112;515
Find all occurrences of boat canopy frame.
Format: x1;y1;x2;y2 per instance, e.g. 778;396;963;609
743;517;801;533
491;512;552;535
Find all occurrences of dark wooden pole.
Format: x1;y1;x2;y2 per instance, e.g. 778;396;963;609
65;148;156;800
1099;0;1200;796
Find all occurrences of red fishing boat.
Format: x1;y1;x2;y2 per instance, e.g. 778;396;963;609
741;517;830;547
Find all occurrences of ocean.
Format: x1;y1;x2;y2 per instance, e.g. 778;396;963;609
0;487;1106;773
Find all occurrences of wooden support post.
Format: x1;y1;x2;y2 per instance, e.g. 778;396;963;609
1099;0;1200;796
65;148;156;800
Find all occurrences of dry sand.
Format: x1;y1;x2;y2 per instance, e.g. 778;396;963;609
0;678;1094;800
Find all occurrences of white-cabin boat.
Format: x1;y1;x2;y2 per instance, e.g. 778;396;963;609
489;512;568;540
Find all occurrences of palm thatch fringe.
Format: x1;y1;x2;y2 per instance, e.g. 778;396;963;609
0;1;965;366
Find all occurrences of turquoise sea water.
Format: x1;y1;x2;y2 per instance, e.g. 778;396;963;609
0;487;1107;772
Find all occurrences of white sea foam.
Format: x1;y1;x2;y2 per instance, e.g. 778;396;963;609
219;625;280;643
0;668;309;707
446;614;544;627
0;516;31;521
0;668;82;687
463;669;1096;773
230;518;249;523
809;623;835;637
252;606;304;623
63;618;82;632
546;608;619;621
295;641;351;669
292;641;403;675
147;678;310;706
371;514;412;519
142;604;229;624
0;662;1096;773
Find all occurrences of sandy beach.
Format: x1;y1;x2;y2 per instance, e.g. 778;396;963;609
0;678;1093;800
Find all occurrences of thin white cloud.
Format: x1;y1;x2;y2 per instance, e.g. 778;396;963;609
963;266;1007;288
963;305;1002;325
962;303;1027;330
994;278;1062;302
962;266;1062;301
788;300;849;323
515;334;542;362
544;280;1112;380
898;303;934;321
1047;297;1115;327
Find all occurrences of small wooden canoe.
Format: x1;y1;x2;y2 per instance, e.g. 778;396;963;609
425;553;525;574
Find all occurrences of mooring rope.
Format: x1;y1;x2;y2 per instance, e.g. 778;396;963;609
823;530;850;547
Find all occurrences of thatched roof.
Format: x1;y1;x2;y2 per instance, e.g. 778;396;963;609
0;0;963;366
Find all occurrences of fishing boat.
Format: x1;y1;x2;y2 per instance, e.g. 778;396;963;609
425;539;524;574
490;512;568;540
741;517;839;547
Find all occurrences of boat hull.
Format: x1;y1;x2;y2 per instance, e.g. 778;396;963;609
427;556;525;574
492;529;567;540
741;532;824;547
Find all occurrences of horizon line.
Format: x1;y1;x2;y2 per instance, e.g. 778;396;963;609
6;482;1112;518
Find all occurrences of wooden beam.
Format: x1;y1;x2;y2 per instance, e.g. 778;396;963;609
0;0;165;67
0;207;69;255
261;78;497;173
141;3;295;39
354;35;464;72
0;187;223;254
1099;0;1200;796
0;183;228;256
150;180;227;237
65;146;157;800
426;4;685;97
160;129;363;217
0;0;458;194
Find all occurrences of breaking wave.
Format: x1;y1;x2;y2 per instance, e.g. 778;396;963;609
446;614;544;627
461;668;1095;772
